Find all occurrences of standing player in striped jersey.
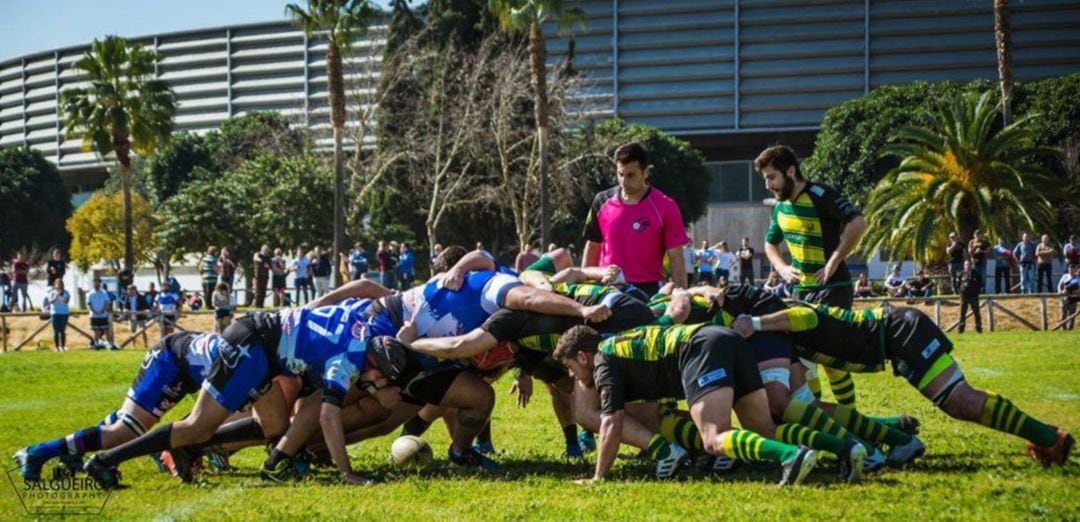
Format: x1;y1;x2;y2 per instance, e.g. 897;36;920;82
731;303;1074;468
756;145;865;409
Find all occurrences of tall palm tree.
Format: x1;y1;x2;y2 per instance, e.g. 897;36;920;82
994;0;1014;125
61;35;176;271
861;90;1056;265
287;0;377;287
488;0;585;247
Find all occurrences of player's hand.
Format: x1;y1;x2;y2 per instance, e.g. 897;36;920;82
814;259;839;286
732;314;755;338
443;267;465;291
581;304;612;323
509;373;533;408
396;321;417;345
601;266;623;285
342;471;374;485
778;265;801;285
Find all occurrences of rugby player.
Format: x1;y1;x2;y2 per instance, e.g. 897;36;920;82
731;303;1074;467
555;324;818;486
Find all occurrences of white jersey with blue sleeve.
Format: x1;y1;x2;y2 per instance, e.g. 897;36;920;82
402;270;522;339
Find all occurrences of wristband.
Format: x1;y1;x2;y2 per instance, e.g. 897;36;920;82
751;317;762;331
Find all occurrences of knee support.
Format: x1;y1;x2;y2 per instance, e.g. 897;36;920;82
759;367;791;389
791;384;815;404
117;410;148;436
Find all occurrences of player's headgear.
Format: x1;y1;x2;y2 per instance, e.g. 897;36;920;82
367;336;409;381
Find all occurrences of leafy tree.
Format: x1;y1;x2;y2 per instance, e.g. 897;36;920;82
287;0;379;286
0;148;73;259
861;90;1056;264
559;119;711;247
209;111;307;171
67;191;156;271
145;132;220;205
60;35;176;271
488;0;585;247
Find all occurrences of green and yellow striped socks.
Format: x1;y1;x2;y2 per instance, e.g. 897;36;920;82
783;400;852;441
718;429;799;464
775;423;846;457
647;434;674;460
830;403;912;447
660;415;704;454
808;373;823;400
980;392;1057;447
826;369;856;407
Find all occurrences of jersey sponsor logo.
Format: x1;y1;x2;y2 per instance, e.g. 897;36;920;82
350;320;367;340
697;368;728;387
810;185;825;197
141;349;162;370
222;344;251;369
631;217;651;232
921;338;940;360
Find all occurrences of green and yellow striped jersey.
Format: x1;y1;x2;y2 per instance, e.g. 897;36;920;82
783;302;887;373
599;323;707;361
764;182;861;291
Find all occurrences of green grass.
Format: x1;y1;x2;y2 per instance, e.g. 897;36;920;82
1;331;1078;520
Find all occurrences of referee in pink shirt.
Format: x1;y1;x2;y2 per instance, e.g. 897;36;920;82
582;142;690;295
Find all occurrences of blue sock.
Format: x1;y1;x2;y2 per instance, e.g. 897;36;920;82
29;439;66;460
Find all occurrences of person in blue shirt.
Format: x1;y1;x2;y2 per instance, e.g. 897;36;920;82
1013;232;1037;294
156;288;182;335
348;242;369;281
14;333;225;481
398;242;415;290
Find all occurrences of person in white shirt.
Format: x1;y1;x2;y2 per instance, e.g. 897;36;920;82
87;277;117;350
290;247;313;305
1059;263;1080;330
714;241;737;282
46;279;71;352
682;242;697;286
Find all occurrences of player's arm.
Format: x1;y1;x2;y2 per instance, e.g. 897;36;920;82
519;270;554;291
661;289;692;325
504;285;611;323
819;212;867;284
593;410;623;481
549;266;612;285
407;328;499;360
666;246;687;289
306;279;394;309
320;361;370;485
731;308;819;338
582;241;602;268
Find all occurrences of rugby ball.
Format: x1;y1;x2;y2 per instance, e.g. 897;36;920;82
390;435;433;470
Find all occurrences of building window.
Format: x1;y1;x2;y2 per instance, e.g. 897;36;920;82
706;161;761;203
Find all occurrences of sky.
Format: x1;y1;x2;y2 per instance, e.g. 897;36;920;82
0;0;393;63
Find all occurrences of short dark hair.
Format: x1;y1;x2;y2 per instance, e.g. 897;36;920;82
553;325;602;361
432;245;468;274
754;145;802;179
614;142;648;169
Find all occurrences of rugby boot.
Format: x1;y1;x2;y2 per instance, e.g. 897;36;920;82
779;447;817;487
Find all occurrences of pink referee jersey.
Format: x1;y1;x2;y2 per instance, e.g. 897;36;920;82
583;186;689;285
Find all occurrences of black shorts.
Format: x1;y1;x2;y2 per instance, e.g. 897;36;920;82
400;361;464;406
796;284;854;308
679;326;763;406
747;331;794;364
215;308;232;320
630;282;660;297
272;274;287;290
203;315;278;412
90;316;110;331
885;307;954;389
161;313;178;328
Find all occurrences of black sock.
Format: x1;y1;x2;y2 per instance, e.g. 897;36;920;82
98;424;173;468
265;448;293;467
195;418;266;449
476;421;492;445
562;424;577;448
400;416;432;437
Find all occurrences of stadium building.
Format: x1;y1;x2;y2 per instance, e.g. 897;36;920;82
2;0;1079;243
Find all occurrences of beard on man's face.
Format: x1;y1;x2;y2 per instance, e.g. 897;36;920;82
776;172;796;201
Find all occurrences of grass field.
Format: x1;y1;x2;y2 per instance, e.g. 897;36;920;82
1;331;1077;520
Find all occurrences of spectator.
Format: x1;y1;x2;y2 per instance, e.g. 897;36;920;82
377;241;398;289
291;247;313;305
1014;232;1037;294
696;240;717;286
1035;234;1055;293
399;242;415;290
218;247;237;292
968;229;990;282
0;262;10;312
682;241;697;286
884;266;906;298
45;279;71;352
475;241;492;258
146;282;158;304
1058;263;1080;330
547;243;557;253
87;277;117;350
348;243;369;281
431;243;443;267
763;271;787;297
854;272;874;298
116;266;134;295
737;237;755;286
271;248;288;307
993;237;1015;294
252;244;272;308
714;242;737;284
45;248;66;288
958;260;984;334
582;141;689;295
156;284;181;336
212;282;233;333
905;269;933;301
311;246;333;298
187;293;204;311
1065;235;1080;267
11;252;32;311
515;244;539;274
946;232;965;293
121;284;151;347
199;246;219;305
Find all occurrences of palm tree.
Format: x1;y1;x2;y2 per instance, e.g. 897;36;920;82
861;90;1056;265
287;0;378;287
488;0;585;248
994;0;1014;125
61;36;176;271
